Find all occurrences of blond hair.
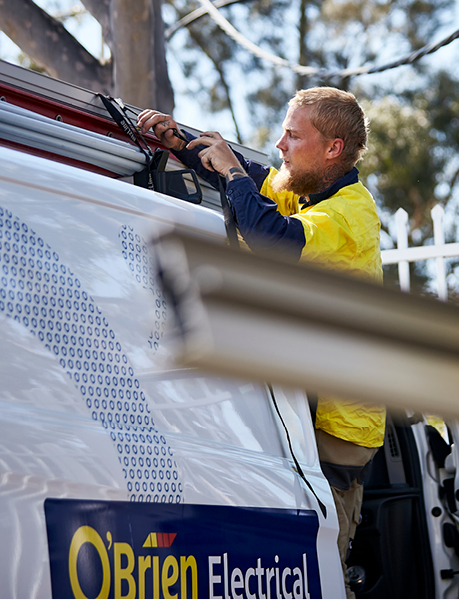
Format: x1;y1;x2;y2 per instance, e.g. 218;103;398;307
289;87;368;170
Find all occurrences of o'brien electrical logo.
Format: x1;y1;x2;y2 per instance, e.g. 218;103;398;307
45;499;323;599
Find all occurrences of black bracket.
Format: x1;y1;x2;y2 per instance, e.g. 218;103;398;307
134;149;202;205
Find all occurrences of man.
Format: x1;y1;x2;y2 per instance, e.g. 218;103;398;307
138;87;386;598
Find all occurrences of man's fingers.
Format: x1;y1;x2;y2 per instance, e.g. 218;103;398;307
136;109;160;131
186;133;225;150
186;138;206;150
136;110;175;134
198;148;216;172
136;110;186;150
200;131;224;140
137;109;158;122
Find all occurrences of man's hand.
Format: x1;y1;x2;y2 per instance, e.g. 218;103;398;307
136;115;248;182
187;132;247;180
136;109;187;151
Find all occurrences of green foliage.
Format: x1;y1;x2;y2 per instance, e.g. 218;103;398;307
165;0;291;142
360;70;459;238
360;96;440;232
167;0;455;141
356;71;459;296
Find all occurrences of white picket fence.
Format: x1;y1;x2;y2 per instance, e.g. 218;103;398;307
381;205;459;301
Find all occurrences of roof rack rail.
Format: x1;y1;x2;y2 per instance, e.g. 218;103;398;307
0;60;268;211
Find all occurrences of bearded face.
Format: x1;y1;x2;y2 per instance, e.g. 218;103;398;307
273;105;332;197
271;161;325;196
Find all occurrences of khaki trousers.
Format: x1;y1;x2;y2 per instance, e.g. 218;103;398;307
315;429;378;599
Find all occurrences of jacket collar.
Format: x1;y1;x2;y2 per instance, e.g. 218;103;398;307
300;167;359;207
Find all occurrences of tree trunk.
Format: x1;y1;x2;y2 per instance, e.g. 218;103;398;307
0;0;112;93
110;0;174;112
0;0;174;110
297;0;309;90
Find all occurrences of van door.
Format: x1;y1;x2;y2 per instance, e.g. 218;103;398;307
348;412;459;598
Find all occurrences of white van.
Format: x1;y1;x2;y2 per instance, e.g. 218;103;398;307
0;59;458;599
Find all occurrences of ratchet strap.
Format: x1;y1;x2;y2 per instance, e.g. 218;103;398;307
98;94;153;161
218;176;240;249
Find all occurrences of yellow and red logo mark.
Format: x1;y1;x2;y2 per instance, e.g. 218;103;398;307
143;532;177;548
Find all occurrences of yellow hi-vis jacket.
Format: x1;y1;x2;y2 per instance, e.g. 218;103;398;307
173;137;386;448
260;168;385;449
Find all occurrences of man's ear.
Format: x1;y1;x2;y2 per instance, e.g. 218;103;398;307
328;138;344;159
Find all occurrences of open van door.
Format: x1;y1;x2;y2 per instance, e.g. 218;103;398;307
349;413;437;598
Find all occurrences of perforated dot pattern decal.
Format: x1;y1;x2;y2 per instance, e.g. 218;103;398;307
119;225;167;353
0;207;182;503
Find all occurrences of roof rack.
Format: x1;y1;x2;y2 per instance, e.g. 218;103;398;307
0;59;268;210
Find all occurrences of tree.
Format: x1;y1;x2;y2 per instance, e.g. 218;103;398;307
0;0;174;111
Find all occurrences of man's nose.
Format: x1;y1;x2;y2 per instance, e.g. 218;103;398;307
276;133;287;151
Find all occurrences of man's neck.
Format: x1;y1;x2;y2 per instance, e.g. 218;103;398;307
320;163;347;193
303;167;359;207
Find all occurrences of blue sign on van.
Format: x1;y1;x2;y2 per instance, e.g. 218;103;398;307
45;499;321;599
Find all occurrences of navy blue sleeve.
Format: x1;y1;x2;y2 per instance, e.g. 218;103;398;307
226;177;305;261
172;131;270;191
173;131;305;261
